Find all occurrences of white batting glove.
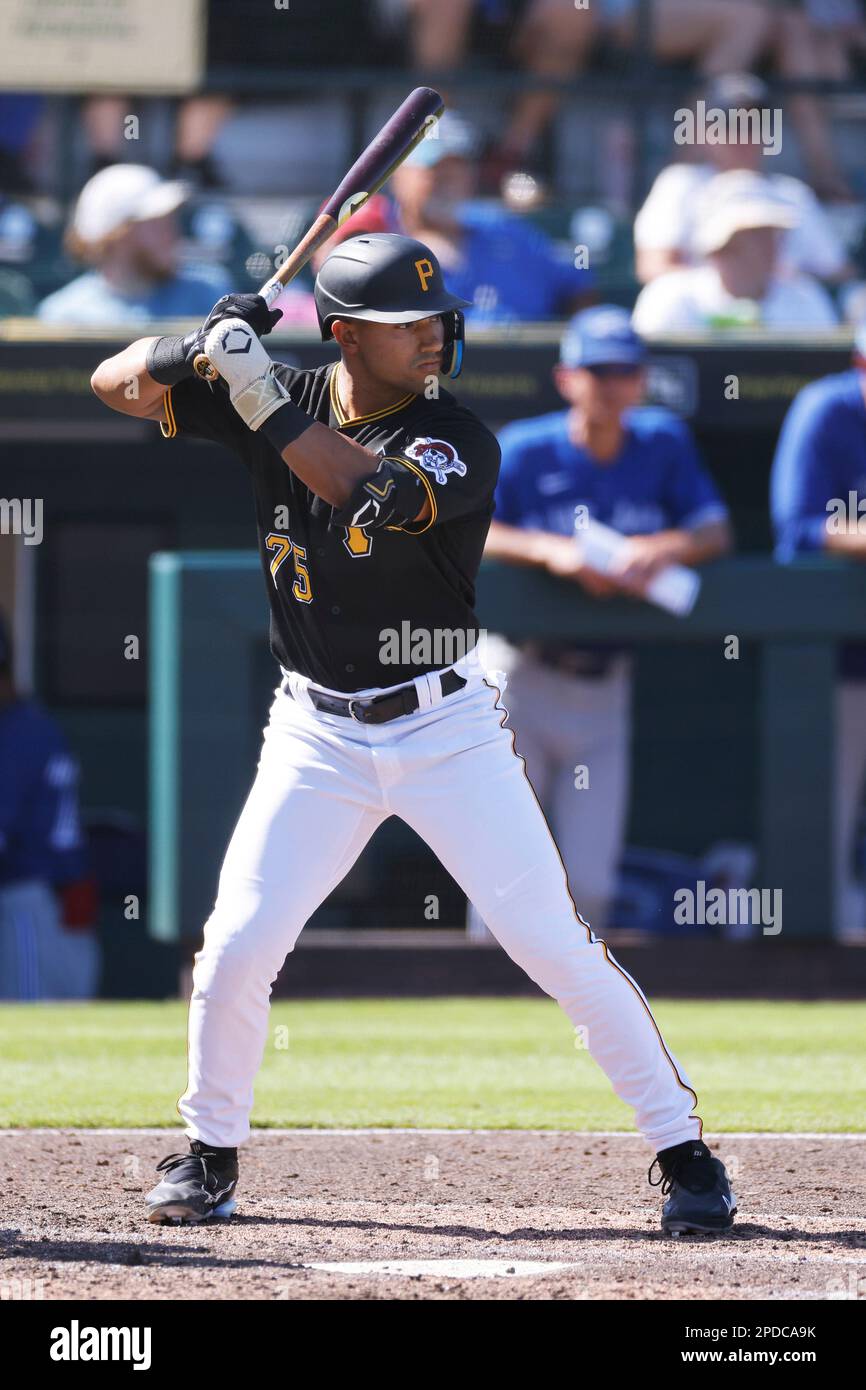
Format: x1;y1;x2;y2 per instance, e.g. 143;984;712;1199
202;317;290;431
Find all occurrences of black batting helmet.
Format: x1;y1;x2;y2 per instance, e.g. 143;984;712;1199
314;232;470;378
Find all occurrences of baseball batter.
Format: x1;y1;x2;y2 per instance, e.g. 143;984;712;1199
91;233;736;1235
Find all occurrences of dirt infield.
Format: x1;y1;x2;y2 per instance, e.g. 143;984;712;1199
1;1131;864;1301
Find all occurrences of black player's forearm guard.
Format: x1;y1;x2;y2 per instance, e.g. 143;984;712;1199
328;458;427;532
258;397;315;451
145;332;198;386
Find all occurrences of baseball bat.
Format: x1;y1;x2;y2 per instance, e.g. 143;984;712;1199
193;86;445;380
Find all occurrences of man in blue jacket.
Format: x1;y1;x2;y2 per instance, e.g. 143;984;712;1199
482;307;731;933
0;614;98;998
771;332;866;941
391;112;593;325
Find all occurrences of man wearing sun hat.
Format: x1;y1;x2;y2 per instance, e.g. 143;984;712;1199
37;163;231;326
634;72;851;287
478;305;731;934
632;170;838;334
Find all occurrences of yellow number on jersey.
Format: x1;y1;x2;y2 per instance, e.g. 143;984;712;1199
291;544;312;603
265;533;314;603
265;533;292;584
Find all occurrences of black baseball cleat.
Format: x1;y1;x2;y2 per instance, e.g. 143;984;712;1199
145;1140;239;1225
649;1139;737;1236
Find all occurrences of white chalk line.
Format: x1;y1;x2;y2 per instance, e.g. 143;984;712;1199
303;1259;576;1278
0;1128;864;1140
299;1247;866;1281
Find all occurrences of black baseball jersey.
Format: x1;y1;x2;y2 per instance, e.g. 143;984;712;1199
160;360;501;691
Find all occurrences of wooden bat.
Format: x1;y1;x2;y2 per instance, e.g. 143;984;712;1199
193;86;444;380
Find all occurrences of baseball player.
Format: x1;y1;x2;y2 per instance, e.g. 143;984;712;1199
0;613;97;999
91;232;736;1235
480;307;732;936
771;327;866;942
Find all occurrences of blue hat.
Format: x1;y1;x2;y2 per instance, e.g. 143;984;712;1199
405;112;478;169
559;305;647;369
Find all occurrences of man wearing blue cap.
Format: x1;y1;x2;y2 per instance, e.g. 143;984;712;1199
771;329;866;942
0;613;98;998
482;305;731;933
390;113;593;324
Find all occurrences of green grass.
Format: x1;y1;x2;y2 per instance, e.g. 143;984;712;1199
0;999;863;1131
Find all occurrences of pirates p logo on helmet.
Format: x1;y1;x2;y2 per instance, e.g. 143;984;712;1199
314;232;470;378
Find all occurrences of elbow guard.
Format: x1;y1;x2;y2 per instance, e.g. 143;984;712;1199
329;457;426;532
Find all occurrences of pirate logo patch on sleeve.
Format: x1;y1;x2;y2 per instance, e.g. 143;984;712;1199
404;437;468;485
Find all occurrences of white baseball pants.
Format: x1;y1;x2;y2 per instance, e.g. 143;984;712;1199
178;658;703;1152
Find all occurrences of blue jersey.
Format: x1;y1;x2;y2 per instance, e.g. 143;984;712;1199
771;369;866;561
495;406;727;537
0;699;87;888
432;203;592;324
770;368;866;678
37;264;232;328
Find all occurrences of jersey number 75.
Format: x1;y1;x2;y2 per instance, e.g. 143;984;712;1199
264;533;313;604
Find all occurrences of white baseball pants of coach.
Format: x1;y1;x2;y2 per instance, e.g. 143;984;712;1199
177;655;703;1152
0;879;99;1001
467;644;632;938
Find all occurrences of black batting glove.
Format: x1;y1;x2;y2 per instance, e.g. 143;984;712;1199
200;292;283;339
146;293;283;387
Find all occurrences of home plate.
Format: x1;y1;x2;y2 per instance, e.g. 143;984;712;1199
304;1260;577;1278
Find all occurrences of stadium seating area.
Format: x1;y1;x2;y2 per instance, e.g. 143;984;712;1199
4;0;866;326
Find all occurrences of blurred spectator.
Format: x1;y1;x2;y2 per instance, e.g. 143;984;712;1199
634;73;852;286
0;614;99;999
404;0;599;185
599;0;779;73
774;0;866;201
391;112;593;322
0;190;38;313
0;193;68;315
0;95;44;195
82;95;234;189
0;267;34;318
36;164;231;326
400;1;779;187
770;327;866;942
478;307;731;932
632;170;839;332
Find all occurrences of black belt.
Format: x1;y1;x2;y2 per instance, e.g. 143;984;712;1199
301;668;467;725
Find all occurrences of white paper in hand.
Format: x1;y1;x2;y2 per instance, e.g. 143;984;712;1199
574;517;701;617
